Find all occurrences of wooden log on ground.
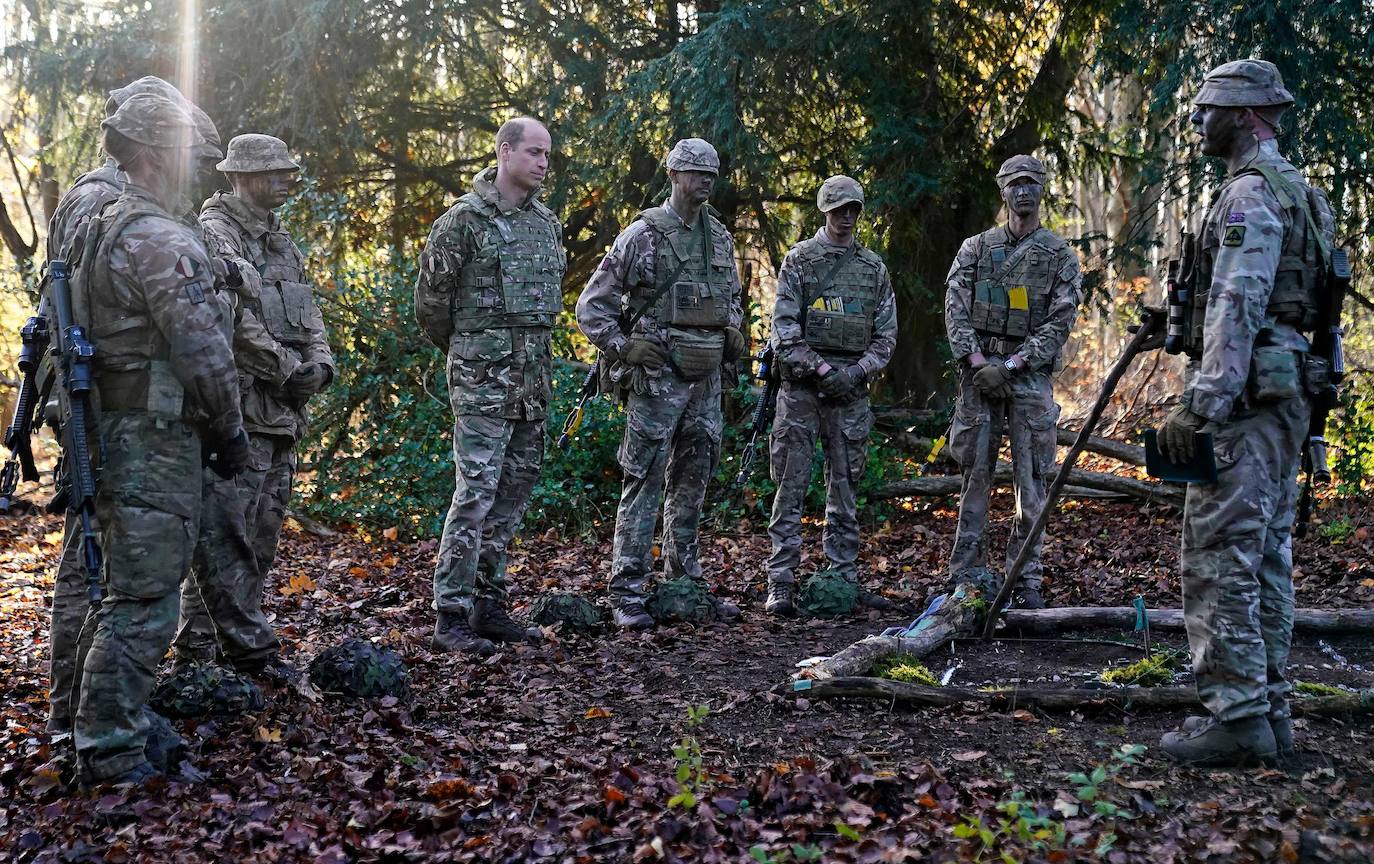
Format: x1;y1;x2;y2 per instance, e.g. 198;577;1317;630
797;583;985;680
1055;427;1146;467
1000;607;1374;636
875;464;1182;507
876;407;1146;468
778;677;1374;716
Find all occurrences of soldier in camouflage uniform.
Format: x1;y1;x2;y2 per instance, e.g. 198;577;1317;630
1158;61;1333;767
764;176;898;616
943;155;1083;610
414;118;564;653
576;138;745;630
45;76;222;733
173;134;326;673
70;93;248;785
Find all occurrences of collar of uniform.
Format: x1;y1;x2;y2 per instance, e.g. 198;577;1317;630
472;165;543;215
662;199;709;233
999;223;1040;247
812;226;855;252
120;182;170;214
210;191;276;238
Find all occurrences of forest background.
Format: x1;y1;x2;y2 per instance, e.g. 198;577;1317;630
2;0;1372;540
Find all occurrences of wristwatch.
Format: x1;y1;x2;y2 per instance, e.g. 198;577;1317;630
1003;357;1018;373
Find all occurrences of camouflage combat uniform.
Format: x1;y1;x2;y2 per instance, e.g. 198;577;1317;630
415;167;564;614
174;136;328;666
1176;86;1332;730
944;156;1083;599
767;176;897;593
575;139;743;613
70;94;245;782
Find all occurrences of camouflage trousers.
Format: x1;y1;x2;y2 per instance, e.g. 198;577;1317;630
766;382;873;585
74;413;203;782
432;414;544;612
170;467;280;667
610;366;723;601
174;432;294;662
947;367;1060;592
1182;394;1307;723
47;512;99;732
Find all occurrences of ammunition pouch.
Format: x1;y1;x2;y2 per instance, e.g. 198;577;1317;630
667;328;724;381
1247;346;1302;403
665;279;731;329
96;360;186;420
1301;354;1335;406
257;279;320;346
969;227;1058;341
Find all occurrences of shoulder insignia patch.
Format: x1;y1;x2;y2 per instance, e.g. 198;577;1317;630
1222;225;1246;247
184;280;207;304
1226;212;1246;224
173;254;202;278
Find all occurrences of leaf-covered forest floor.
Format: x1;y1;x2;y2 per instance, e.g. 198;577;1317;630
2;494;1373;862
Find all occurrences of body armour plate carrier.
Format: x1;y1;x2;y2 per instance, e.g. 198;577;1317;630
451;196;565;332
970;227;1062;341
795;239;883;357
635;207;732;329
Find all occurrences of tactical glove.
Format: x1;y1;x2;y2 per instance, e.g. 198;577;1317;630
207;428;251;480
840;364;866;391
1160;403;1208;464
723;326;747;362
624;337;668;370
285;362;330;400
972;362;1014;400
818;367;852;399
1127;305;1167;351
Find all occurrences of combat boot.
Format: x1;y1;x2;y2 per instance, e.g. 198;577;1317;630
432;610;496;655
1161;715;1277;767
1012;586;1046;610
469;598;541;644
83;760;160;792
612;599;654;631
1182;713;1295;761
766;583;797;617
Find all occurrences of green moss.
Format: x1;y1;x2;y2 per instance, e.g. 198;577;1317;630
871;653;940;686
1099;650;1184;687
1294;680;1346;697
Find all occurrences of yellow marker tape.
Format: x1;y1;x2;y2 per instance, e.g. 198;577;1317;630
926;435;946;463
1007;285;1029;311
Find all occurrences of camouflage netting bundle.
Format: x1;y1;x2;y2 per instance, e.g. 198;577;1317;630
530;593;604;634
308;638;410;699
647;577;718;624
151;663;265;718
798;569;859;618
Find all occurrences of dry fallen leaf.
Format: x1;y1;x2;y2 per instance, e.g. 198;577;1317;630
952;750;988;762
585;706;613;719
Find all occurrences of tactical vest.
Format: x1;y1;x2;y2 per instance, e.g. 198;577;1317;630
68;199;191;418
450;196;564;332
634;207;732;329
1191;163;1330;349
202;205;322;347
793;239;883;357
968;227;1063;341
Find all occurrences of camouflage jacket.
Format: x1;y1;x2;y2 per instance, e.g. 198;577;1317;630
87;184;242;437
575;201;742;393
771;228;897;380
47;159;124;261
200;192;334;440
944;223;1082;370
1186;140;1334;422
415;167;563;420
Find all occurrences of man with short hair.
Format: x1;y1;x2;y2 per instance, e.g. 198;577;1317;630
71;92;248;785
764;175;897;616
943;154;1083;610
415;117;564;653
1158;60;1334;767
576;138;744;630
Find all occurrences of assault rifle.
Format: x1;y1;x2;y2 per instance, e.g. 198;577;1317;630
1163;232;1198;356
0;308;51;510
1297;247;1351;538
48;259;103;602
732;343;780;488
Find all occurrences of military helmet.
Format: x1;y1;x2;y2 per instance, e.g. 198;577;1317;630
101;92;203;149
217;134;301;174
191;106;224;161
1194;59;1295;108
996;154;1047;189
107;75;185;116
817;175;864;212
666;137;719;175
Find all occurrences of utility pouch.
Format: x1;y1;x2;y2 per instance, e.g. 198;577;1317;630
1248;346;1302;402
1301;354;1332;398
667;328;724;381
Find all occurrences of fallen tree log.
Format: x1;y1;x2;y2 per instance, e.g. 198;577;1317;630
1055;427;1146;467
875;408;1146;468
777;677;1374;716
875;464;1182;507
1000;606;1374;636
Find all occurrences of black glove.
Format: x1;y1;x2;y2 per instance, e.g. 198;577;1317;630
1127;305;1167;351
1160;403;1207;464
723;326;747;362
972;362;1014;400
624;337;668;370
284;362;330;400
840;364;865;390
207;428;251;480
818;367;851;398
